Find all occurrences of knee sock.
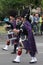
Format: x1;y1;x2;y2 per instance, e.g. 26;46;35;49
18;49;22;55
4;40;10;50
7;40;10;45
14;48;22;62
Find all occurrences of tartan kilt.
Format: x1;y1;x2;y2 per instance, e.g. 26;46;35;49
19;35;28;49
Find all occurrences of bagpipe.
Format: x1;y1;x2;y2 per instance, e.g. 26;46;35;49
17;23;28;49
18;27;28;49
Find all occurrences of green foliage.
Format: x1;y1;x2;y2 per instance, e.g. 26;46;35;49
41;0;43;7
0;0;28;20
0;0;42;20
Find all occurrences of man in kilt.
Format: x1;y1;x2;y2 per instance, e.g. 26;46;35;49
2;10;18;54
12;8;38;64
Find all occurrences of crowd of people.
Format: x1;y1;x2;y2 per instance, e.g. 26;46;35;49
30;13;43;35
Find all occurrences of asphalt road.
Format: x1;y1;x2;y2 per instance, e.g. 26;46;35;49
0;34;43;65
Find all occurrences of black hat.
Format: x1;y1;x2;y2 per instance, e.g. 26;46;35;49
9;9;18;17
21;7;30;18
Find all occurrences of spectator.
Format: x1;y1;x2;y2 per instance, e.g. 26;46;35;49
33;13;39;35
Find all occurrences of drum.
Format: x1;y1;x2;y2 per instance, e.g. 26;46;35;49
8;31;17;40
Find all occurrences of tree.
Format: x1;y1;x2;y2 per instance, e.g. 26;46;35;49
41;0;43;7
35;0;41;6
0;0;42;20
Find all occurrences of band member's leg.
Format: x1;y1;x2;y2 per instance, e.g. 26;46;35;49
11;39;18;54
12;38;25;63
12;47;22;63
11;44;18;54
2;40;10;50
29;51;37;63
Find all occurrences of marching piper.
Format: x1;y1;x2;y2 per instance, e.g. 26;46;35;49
12;8;38;63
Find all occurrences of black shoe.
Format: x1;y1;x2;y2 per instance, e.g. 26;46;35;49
11;51;16;54
12;61;20;63
29;61;37;64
